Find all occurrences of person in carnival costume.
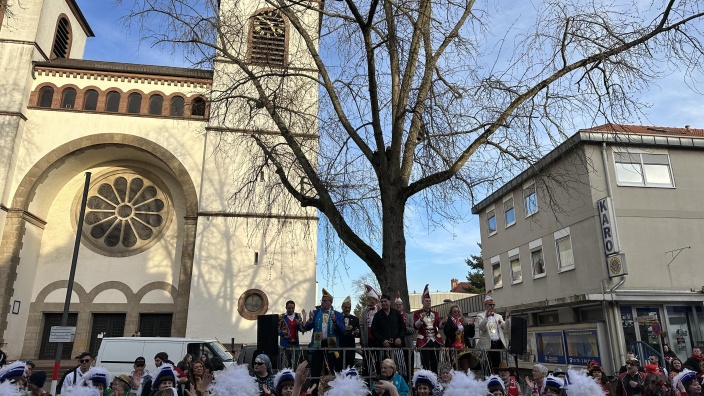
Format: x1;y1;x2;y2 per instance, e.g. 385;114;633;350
80;367;111;395
496;361;522;396
565;367;606;396
0;360;26;395
413;285;442;373
325;367;369;396
542;375;565;396
413;370;438;396
488;374;507;396
361;284;382;376
673;369;702;396
476;292;511;371
304;288;346;389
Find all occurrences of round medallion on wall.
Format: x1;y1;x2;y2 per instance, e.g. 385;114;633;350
75;168;173;257
238;289;269;320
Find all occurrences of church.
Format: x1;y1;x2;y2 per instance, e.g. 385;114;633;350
0;0;319;360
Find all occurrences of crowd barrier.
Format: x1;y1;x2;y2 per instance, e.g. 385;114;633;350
273;345;512;382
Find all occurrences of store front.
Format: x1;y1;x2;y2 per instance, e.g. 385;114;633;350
620;304;704;362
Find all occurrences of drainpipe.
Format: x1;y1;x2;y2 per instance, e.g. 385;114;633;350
601;141;628;371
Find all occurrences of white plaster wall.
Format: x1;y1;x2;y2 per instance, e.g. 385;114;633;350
4;223;44;358
37;0;88;58
140;289;174;304
186;216;317;343
44;289;80;303
93;289;128;304
0;0;44;41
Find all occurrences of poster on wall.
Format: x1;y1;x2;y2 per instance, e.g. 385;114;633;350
536;331;566;364
565;329;601;366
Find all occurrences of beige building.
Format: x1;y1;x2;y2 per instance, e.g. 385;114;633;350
473;124;704;374
0;0;318;359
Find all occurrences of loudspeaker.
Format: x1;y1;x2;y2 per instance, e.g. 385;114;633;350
509;316;528;355
257;314;279;362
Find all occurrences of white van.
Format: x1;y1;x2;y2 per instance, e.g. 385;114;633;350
95;337;235;376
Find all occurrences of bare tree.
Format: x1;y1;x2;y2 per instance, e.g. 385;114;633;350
121;0;704;303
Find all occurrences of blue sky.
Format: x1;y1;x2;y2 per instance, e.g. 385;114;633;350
74;0;704;300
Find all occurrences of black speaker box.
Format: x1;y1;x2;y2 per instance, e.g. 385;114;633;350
509;316;528;355
257;314;280;362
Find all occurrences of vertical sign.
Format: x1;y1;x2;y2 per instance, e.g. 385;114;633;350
597;197;620;255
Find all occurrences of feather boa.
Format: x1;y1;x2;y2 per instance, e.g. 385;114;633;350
0;381;23;396
565;368;604;396
0;361;26;381
208;364;260;396
443;370;488;396
326;371;369;396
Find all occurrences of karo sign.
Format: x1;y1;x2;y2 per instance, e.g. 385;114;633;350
597;197;620;256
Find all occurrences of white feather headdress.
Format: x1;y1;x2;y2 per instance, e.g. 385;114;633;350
0;361;26;382
0;381;23;396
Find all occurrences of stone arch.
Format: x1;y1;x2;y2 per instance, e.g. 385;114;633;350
10;133;197;216
1;134;199;345
135;282;178;302
87;281;135;304
35;281;89;304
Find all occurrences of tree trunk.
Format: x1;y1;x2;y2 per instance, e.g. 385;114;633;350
371;194;410;308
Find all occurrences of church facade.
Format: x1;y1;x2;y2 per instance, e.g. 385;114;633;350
0;0;318;359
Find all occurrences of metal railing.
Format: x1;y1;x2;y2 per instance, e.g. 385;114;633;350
273;345;502;382
632;341;665;367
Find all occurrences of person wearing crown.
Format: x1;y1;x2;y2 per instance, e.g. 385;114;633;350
340;296;361;371
279;300;306;369
476;292;511;371
413;284;442;373
304;288;345;388
361;284;381;376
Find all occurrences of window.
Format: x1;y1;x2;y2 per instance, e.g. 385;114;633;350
509;248;522;284
614;152;674;187
170;96;185;116
61;88;76;109
487;209;497;235
105;91;121;112
491;256;502;289
38;86;54;108
531;248;545;278
504;197;515;227
148;94;163;115
524;183;538;216
127;93;142;113
555;227;574;272
237;289;269;320
51;17;71;59
83;89;98;111
191;97;206;117
250;10;286;66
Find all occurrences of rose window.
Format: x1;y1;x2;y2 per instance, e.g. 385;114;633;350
80;170;171;256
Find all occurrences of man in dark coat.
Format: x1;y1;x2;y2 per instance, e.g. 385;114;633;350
339;296;361;370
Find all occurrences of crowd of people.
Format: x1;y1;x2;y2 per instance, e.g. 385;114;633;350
2;286;704;396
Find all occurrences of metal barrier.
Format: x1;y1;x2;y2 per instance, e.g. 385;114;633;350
276;345;503;381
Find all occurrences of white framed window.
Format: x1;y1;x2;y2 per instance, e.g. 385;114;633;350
554;227;575;272
487;208;497;236
491;256;502;289
509;248;522;284
529;238;546;278
504;196;515;228
523;182;538;217
613;152;674;188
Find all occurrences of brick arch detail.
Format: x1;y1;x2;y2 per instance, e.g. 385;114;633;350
135;282;178;302
28;84;210;119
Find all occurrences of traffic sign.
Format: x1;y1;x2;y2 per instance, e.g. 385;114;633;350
652;321;662;337
49;326;76;343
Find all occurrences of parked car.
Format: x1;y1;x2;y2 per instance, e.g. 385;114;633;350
96;337;235;376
